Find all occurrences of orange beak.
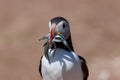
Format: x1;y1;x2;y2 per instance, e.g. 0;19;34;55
49;24;56;44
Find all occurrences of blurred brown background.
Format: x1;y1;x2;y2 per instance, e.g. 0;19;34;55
0;0;120;80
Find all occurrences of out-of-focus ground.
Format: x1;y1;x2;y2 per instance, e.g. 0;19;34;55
0;0;120;80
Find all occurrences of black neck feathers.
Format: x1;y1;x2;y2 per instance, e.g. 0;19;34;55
55;35;74;52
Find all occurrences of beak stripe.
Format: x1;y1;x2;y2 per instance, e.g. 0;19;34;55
50;24;56;44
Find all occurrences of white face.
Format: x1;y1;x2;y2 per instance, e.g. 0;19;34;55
55;21;70;39
48;21;52;29
48;21;70;40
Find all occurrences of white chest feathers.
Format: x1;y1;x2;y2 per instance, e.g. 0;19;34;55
41;48;83;80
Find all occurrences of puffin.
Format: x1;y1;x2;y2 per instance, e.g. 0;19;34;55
38;17;89;80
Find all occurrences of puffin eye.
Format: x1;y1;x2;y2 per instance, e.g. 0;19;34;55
63;23;66;28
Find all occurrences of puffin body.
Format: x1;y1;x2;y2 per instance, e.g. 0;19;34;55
39;17;89;80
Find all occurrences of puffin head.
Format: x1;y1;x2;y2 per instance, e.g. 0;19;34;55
39;17;74;62
49;17;70;44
